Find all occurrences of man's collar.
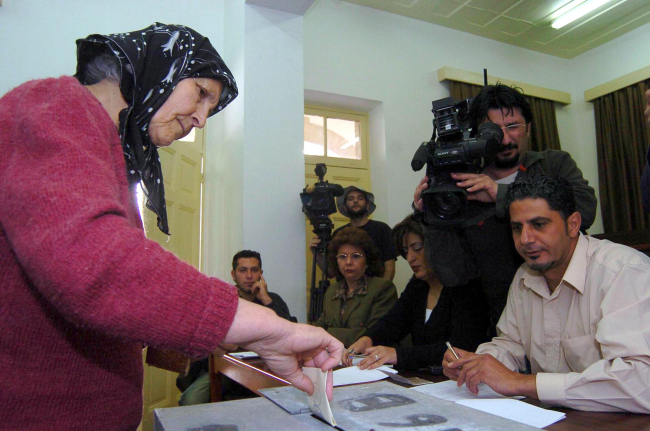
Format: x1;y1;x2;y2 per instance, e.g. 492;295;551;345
561;233;588;294
521;151;542;169
521;233;587;298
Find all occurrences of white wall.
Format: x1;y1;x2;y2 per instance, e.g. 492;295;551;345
0;0;225;93
202;0;245;283
241;5;308;321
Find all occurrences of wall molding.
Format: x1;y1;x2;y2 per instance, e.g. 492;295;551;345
584;64;650;102
437;66;572;105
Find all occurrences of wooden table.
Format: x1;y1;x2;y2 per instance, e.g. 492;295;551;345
209;355;650;430
209;354;289;402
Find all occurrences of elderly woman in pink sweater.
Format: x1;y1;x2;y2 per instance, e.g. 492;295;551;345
0;23;341;430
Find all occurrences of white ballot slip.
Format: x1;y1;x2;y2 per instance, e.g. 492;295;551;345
332;365;393;386
413;379;524;401
303;367;337;427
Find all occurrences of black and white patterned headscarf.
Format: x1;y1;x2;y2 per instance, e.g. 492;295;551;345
75;23;238;234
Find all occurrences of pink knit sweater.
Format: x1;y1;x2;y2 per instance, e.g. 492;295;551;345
0;77;238;430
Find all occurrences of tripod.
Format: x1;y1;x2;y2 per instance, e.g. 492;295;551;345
307;219;334;323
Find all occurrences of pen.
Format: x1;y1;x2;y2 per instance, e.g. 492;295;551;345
446;342;460;361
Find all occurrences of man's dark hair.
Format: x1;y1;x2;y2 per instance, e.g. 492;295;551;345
468;83;533;130
392;214;424;259
232;250;262;270
505;175;576;221
327;227;383;279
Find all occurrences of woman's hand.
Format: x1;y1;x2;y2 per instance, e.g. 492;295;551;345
222;299;343;400
343;336;373;366
358;345;397;370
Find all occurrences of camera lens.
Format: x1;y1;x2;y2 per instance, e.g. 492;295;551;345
431;191;462;219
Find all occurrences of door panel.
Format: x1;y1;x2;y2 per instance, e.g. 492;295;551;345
139;129;204;431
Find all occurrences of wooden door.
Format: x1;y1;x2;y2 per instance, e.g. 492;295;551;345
139;129;204;431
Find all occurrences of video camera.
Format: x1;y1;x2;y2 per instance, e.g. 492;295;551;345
300;163;344;247
411;96;503;228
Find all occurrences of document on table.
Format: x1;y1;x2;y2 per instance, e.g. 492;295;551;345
332;365;394;387
456;399;565;429
414;380;564;428
413;379;524;401
303;367;337;427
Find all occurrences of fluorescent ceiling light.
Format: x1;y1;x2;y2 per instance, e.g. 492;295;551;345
551;0;613;29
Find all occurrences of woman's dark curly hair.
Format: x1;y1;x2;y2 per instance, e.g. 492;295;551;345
391;214;424;259
327;227;383;279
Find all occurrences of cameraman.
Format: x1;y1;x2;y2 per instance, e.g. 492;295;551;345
414;84;597;333
311;186;397;281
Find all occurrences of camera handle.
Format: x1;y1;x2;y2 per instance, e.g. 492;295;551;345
308;241;331;323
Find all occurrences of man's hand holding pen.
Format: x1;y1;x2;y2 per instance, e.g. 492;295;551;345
443;346;538;399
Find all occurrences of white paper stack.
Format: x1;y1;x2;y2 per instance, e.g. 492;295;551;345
414;380;565;429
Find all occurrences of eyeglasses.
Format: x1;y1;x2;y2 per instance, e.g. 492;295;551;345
501;123;527;136
336;253;365;262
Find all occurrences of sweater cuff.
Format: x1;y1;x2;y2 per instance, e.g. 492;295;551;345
190;280;239;356
536;372;567;406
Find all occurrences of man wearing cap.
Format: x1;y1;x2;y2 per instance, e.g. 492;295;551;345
311;186;397;280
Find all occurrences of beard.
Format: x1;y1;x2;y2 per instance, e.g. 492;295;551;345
493;144;521;169
528;260;556;272
347;206;368;220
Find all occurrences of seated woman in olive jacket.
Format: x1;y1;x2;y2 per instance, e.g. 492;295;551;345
314;227;397;347
343;215;489;371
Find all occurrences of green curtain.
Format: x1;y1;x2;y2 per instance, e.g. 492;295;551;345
449;81;561;152
593;80;650;233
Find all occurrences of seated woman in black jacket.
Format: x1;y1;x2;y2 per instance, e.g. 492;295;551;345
343;215;490;371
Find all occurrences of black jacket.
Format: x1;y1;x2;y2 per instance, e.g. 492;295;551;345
364;277;489;370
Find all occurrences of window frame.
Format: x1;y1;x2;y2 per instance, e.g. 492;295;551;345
304;105;369;169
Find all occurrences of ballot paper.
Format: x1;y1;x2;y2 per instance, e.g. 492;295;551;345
333;365;394;386
303;367;337;427
228;351;260;359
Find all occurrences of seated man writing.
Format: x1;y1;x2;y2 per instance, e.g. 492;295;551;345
443;175;650;413
177;250;295;405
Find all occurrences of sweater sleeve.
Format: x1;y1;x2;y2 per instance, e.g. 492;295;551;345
0;77;237;357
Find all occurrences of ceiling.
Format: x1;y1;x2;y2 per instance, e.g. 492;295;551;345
339;0;650;59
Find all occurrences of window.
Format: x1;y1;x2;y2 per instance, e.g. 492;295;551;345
304;106;369;169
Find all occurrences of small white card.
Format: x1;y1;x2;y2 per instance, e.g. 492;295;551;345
228;351;260;359
303;367;337;427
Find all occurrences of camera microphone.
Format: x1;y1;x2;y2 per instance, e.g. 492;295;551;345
411;142;430;172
